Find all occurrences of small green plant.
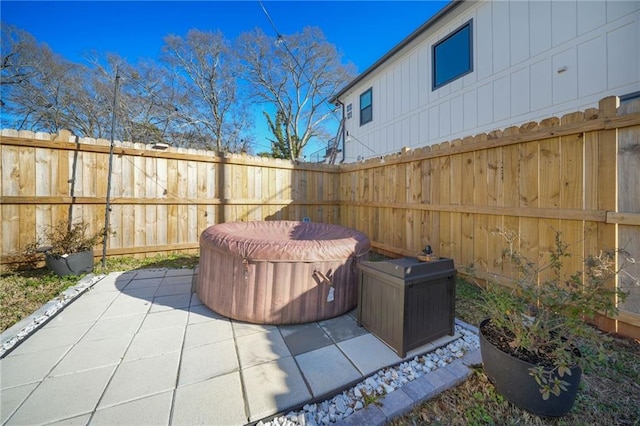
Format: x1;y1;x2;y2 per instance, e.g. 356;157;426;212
362;390;383;407
26;220;105;258
475;229;631;400
464;397;493;424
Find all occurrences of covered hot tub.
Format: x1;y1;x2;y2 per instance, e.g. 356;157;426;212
197;221;370;324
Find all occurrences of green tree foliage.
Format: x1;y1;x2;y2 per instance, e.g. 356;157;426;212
263;110;301;159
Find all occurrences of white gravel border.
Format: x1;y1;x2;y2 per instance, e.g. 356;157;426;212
0;274;105;358
259;320;480;426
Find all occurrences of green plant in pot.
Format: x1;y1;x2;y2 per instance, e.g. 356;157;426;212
26;220;104;277
474;230;629;417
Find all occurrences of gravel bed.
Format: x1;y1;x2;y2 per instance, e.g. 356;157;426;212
258;323;480;426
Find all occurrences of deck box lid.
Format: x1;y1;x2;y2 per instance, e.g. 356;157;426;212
358;256;455;279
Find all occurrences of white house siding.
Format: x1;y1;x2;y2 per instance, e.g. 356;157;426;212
339;0;640;162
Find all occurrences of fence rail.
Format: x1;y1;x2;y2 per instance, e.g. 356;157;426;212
1;96;639;338
1;129;340;265
337;96;640;338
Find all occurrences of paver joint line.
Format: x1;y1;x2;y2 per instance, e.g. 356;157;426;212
230;318;253;424
2;268;482;426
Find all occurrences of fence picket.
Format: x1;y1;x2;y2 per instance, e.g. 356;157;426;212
1;96;639;337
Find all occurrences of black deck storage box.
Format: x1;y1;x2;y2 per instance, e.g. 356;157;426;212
357;257;456;357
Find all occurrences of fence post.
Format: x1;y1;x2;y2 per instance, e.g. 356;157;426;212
616;97;640;337
593;96;620;333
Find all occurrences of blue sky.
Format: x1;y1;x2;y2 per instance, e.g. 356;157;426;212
1;0;448;155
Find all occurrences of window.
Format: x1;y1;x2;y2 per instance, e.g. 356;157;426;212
432;20;473;89
346;103;353;119
360;88;372;125
620;90;640;103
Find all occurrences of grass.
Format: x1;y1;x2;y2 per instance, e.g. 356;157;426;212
2;255;639;425
0;253;199;333
389;279;640;426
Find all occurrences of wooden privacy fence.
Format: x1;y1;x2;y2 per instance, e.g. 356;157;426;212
0;130;340;264
338;96;640;338
1;96;639;337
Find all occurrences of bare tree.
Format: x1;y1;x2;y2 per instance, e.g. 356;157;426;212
1;23;41;88
3;22;353;158
236;27;355;160
58;54;117;139
1;24;251;150
161;29;251;152
96;56;181;144
2;24;187;145
1;22;87;132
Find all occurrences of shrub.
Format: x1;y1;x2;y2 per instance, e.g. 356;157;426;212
25;220;105;258
475;230;631;399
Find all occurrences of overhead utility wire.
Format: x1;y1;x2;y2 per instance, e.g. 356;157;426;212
257;0;315;87
257;0;355;160
258;1;384;162
257;0;344;124
348;133;379;156
257;0;281;40
258;0;351;128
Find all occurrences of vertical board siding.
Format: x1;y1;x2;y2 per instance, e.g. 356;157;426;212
341;0;640;163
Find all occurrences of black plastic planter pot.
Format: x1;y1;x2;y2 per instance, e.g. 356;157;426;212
479;319;581;417
45;250;94;277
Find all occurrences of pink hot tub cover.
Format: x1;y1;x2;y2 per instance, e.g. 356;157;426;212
200;220;370;261
197;221;370;324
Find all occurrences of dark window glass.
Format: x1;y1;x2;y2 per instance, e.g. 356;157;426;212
433;21;473;89
360;88;372;125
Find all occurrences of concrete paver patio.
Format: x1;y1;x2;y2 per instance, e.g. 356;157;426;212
0;268;479;425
